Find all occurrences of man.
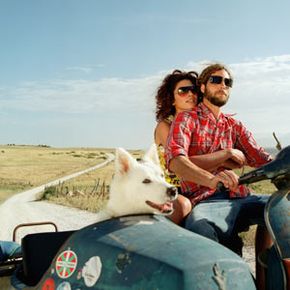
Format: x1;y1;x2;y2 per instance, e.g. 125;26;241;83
166;63;272;289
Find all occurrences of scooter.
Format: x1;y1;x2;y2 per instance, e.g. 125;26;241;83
1;146;290;289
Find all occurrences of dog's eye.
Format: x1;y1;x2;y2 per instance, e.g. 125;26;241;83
142;178;151;184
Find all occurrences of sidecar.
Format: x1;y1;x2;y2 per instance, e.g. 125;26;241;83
6;214;255;290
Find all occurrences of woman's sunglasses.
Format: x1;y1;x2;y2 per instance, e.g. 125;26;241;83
177;85;198;96
208;76;233;88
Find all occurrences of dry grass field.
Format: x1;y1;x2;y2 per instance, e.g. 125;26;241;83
0;145;143;204
0;145;115;203
41;148;143;212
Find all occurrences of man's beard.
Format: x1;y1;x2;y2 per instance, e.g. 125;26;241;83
204;87;229;107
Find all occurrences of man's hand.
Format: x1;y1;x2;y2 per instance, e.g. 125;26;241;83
223;149;246;169
208;170;239;191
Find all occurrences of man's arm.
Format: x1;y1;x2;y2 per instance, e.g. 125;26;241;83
189;148;246;172
235;120;273;167
169;155;239;190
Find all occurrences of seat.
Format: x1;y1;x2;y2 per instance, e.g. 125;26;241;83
20;230;74;286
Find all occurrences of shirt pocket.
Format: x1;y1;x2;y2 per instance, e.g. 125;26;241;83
217;128;234;149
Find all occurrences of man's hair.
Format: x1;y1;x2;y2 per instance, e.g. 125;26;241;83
198;63;233;86
155;69;199;122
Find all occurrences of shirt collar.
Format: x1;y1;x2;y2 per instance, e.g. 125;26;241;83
197;102;236;121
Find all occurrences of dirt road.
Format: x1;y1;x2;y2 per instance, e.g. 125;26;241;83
0;153;114;241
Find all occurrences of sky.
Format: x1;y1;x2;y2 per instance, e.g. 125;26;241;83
0;0;290;150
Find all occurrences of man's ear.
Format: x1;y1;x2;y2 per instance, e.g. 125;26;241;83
115;148;136;175
143;143;160;166
200;84;205;94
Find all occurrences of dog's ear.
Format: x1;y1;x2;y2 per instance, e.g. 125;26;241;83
115;147;136;175
143;144;160;166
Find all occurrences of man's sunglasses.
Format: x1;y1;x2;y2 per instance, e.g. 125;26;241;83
208;76;233;88
177;85;198;96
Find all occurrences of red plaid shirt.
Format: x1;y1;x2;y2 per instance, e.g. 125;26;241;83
166;103;272;205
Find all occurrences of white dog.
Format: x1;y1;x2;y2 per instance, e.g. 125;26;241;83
99;145;178;220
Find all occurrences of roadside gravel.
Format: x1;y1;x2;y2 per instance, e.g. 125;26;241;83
243;245;256;277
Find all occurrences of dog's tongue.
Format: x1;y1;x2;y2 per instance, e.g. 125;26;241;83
146;200;173;214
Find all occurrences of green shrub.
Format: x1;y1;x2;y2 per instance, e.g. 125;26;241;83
43;185;58;199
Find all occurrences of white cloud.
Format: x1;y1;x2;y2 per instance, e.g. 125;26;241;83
0;75;162;114
1;55;290;148
224;56;290;147
65;64;105;74
227;56;290;110
65;66;94;74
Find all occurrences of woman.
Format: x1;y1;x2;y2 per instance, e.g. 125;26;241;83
154;70;199;224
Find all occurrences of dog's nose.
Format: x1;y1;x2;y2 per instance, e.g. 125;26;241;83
166;187;178;199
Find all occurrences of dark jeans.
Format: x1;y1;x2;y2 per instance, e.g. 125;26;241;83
0;240;21;262
184;192;269;255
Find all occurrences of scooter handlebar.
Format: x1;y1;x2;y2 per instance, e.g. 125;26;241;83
238;145;290;185
216;145;290;188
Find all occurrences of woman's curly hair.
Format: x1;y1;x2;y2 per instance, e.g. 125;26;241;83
155;69;199;122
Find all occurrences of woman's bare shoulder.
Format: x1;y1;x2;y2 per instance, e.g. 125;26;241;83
156;120;171;130
155;120;171;146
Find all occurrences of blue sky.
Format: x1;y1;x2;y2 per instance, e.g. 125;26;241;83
1;0;290;149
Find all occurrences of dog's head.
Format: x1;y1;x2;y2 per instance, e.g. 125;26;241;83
108;144;178;217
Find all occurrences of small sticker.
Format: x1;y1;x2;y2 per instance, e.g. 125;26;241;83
76;269;82;280
82;256;102;287
55;249;78;279
41;277;55;290
116;252;131;274
56;281;71;290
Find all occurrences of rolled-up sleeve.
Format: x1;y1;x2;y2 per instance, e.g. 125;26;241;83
165;111;195;168
234;120;273;167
